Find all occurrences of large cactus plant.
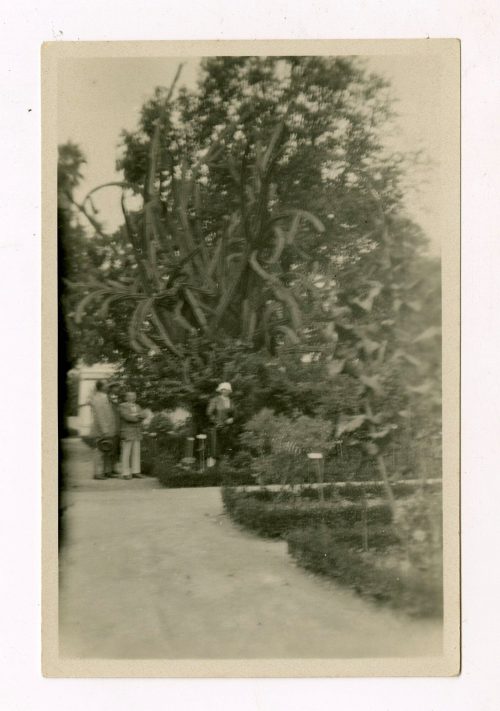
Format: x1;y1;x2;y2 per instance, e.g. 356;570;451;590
67;66;325;373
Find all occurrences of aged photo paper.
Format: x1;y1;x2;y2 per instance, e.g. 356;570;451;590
42;39;460;677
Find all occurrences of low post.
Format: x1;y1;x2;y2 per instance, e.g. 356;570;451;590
185;436;195;459
308;452;328;541
196;434;207;473
180;436;196;468
307;452;324;502
361;486;369;552
207;428;217;468
150;432;157;459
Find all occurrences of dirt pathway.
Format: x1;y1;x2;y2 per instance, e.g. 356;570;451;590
59;440;442;659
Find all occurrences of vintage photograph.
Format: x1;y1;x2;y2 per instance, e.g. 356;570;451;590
44;41;460;676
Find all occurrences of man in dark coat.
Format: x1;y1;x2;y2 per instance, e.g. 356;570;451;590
88;380;117;479
107;383;122;476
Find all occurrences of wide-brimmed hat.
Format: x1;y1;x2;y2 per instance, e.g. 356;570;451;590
96;436;115;453
216;382;232;393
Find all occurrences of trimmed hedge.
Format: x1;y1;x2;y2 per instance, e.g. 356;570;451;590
311;480;441;501
156;467;222;488
154;455;255;488
235;480;441;502
287;526;443;617
222;485;443;616
222;487;393;540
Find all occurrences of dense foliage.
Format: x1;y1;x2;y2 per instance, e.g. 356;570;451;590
287;526;443;617
59;58;443;611
59;56;441;491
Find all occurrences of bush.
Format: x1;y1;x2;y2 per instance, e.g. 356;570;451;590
287;526;443;617
236;408;442;486
154;455;255;488
294;480;441;501
147;409;193;453
223;479;440;503
222;484;443;616
141;408;196;479
221;487;393;539
155;464;222;488
239;408;334;485
217;457;257;486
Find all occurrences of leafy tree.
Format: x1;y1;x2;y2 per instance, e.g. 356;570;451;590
58;144;135;366
61;57;441;499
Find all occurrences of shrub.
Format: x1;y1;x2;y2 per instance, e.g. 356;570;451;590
294;480;441;501
222;484;443;615
154;455;255;488
223;479;440;503
239;408;334;485
148;409;193;451
287;526;443;617
217;457;257;486
155;464;222;488
221;487;393;539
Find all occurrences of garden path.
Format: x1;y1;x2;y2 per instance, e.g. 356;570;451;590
59;439;442;659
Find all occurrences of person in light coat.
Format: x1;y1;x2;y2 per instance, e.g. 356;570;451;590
118;391;147;479
207;382;234;459
89;380;117;480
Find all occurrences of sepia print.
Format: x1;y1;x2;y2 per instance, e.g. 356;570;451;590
42;40;460;676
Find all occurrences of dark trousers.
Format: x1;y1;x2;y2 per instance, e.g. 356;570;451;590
113;435;121;465
210;426;233;458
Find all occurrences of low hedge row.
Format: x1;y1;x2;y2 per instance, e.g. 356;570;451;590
221;487;393;539
298;480;441;501
156;467;222;488
287;526;443;617
232;480;441;503
222;485;442;617
153;456;255;488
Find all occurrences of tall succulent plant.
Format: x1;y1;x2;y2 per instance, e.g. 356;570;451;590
67;65;325;375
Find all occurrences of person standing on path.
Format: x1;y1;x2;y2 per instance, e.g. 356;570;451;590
207;382;234;461
107;383;122;476
119;391;146;479
88;380;117;480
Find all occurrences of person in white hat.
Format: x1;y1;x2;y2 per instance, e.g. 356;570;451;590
207;382;234;460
